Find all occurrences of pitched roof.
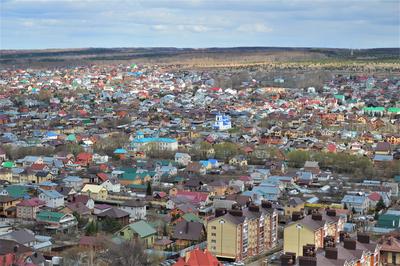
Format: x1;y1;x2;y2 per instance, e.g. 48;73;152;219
173;249;222;266
127;220;157;238
0;239;32;255
173;221;204;241
97;207;129;218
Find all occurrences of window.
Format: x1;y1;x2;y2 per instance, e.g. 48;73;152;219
120;232;124;236
392;253;396;264
211;233;216;236
211;226;217;230
211;239;216;243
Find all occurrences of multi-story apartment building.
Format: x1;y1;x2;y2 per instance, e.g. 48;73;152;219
283;209;346;256
207;201;278;261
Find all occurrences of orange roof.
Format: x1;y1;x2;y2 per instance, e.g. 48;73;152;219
173;249;222;266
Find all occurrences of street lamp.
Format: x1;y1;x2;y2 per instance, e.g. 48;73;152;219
296;224;303;257
220;220;225;257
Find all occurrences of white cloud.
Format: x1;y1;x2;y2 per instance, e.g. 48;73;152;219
237;23;273;33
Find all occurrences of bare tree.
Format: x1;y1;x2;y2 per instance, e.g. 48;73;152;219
99;239;154;266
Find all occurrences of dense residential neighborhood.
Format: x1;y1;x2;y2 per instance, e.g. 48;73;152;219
0;62;399;266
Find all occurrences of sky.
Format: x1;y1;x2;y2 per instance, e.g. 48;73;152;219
1;0;399;49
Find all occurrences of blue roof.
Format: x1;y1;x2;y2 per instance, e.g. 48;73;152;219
63;176;82;182
39;181;58;186
40;189;63;199
341;195;366;204
373;155;393;161
132;137;177;144
208;159;218;165
46;131;58;137
114;148;128;154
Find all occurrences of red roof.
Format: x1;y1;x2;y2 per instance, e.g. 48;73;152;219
176;191;208;203
173;249;222;266
17;198;45;207
368;192;381;202
30;163;47;171
97;173;109;182
327;143;337;153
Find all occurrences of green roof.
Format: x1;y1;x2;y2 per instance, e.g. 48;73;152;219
388;107;400;114
5;185;28;198
128;220;156;238
182;213;204;224
66;134;77;141
334;94;345;100
2;161;15;168
363;107;385;112
37;211;64;222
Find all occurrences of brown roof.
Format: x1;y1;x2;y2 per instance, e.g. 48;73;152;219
172;221;204;241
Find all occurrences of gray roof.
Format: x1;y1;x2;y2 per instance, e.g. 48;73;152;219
0;229;36;245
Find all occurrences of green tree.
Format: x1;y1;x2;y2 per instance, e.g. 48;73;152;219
85;221;98;236
287;150;311;168
101;217;122;233
214;142;240;161
375;197;386;212
146;181;152;196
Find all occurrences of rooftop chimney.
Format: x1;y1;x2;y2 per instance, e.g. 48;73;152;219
292;212;302;222
326;209;336;217
340;231;350;242
303;244;316;257
228;209;243;217
298;256;317;266
215;208;227;218
343;239;356;250
357;233;370;244
311;213;322;221
248;204;260;212
323;236;336;249
325;247;338;260
280;252;296;266
261;200;272;209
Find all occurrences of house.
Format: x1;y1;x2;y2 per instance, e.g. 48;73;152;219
116;220;157;248
229;155;248;167
81;184;108;200
341;195;370;214
97;207;129;226
173;249;222;266
131;136;178;152
175;152;191;166
376;210;400;229
375;142;391;155
63;176;83;190
207;180;228;196
36;211;77;232
0;239;34;266
285;197;305;217
186;162;206;175
16;198;45;220
0;196;21;217
0;229;37;248
119;198;146;220
76;153;93;166
38;190;64;209
172;220;205;249
100;179;121;193
213;113;232;131
303;161;320;174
